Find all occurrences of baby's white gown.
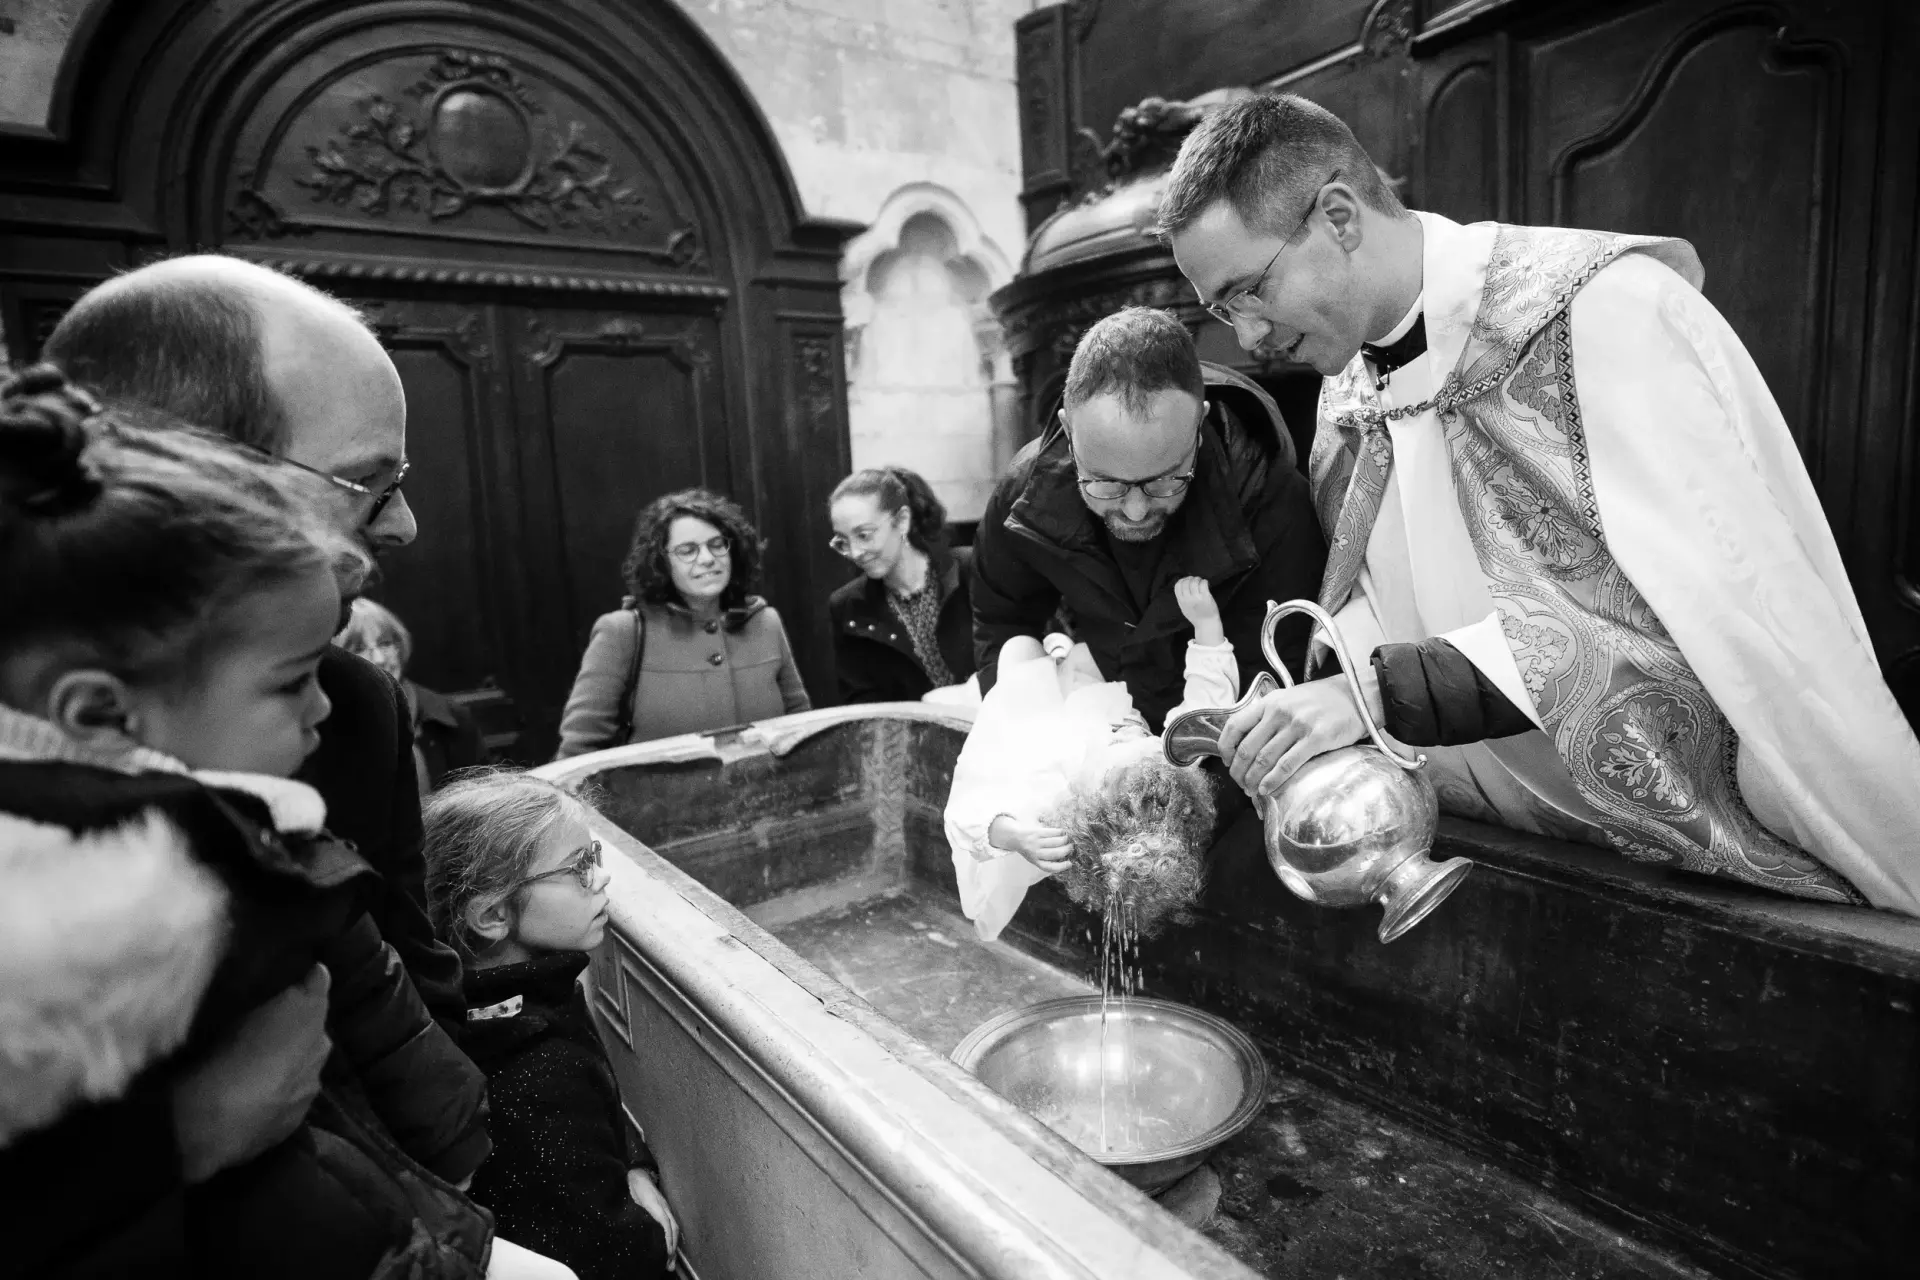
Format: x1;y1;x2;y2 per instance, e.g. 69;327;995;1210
944;639;1239;941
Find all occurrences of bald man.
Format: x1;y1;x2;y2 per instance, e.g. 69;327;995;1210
46;254;417;548
35;257;489;1245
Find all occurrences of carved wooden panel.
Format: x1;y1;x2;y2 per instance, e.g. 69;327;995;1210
510;310;728;688
223;42;709;274
349;298;516;697
1417;50;1500;224
1525;3;1847;469
1072;0;1376;151
1015;7;1074;228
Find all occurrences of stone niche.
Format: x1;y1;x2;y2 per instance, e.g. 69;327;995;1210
841;184;1018;525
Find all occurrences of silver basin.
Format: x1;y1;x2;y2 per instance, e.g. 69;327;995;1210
951;995;1268;1193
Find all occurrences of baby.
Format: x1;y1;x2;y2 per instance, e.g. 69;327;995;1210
945;577;1229;941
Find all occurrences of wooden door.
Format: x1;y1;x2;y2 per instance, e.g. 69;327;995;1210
506;305;729;749
356;297;729;759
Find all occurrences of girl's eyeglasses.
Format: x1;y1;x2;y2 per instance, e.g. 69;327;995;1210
668;536;731;564
510;840;603;893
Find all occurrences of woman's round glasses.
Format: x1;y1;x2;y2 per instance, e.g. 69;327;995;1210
511;839;603;893
828;511;901;559
668;535;731;564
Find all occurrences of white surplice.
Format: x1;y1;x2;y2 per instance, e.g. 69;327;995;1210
1332;212;1920;914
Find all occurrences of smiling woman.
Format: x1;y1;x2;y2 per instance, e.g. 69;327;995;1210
553;488;810;757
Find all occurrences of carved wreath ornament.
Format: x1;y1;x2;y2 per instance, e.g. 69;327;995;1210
295;50;667;242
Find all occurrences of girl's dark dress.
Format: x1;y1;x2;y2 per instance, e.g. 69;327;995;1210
463;952;672;1280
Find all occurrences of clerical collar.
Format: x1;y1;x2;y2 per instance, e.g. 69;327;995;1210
1362;293;1427;387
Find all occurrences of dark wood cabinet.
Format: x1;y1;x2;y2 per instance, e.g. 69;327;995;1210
0;0;856;758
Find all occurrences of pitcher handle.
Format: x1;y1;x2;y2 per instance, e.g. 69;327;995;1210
1260;598;1426;772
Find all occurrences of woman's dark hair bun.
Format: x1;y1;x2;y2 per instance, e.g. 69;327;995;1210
0;364;106;517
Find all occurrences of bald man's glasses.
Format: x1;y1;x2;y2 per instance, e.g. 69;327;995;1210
283;458;411;524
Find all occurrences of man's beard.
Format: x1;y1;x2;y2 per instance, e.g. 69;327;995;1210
1102;510;1168;543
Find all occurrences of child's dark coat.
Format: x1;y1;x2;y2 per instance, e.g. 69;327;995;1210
462;952;672;1280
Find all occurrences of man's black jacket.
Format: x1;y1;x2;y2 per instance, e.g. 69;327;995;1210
302;647;468;1040
971;363;1327;732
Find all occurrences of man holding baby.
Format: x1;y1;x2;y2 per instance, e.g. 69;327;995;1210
967;305;1327;907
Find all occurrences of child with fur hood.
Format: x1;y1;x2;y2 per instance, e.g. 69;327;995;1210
0;370;563;1279
946;576;1227;942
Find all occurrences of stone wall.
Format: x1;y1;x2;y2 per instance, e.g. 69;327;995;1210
675;0;1036;521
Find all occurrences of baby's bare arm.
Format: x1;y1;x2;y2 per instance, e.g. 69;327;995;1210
1175;577;1225;647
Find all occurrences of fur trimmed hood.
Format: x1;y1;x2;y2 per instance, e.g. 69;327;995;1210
0;810;228;1145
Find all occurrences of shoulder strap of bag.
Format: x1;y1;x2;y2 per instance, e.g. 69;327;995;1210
610;606;646;747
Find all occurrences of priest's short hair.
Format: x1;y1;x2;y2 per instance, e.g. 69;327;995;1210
1157;91;1407;240
1062;306;1204;417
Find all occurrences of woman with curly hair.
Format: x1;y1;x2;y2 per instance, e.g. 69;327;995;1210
554;489;809;757
945;577;1225;942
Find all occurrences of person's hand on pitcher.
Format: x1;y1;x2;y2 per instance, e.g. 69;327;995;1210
1218;675;1374;801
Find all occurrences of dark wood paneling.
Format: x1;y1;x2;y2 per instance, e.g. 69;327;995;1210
1072;0;1376;155
517;311;725;663
1525;1;1853;469
359;299;510;697
1418;47;1501;223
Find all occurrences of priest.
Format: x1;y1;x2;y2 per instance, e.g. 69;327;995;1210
1157;91;1920;915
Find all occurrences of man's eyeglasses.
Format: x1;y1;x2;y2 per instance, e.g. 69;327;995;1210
1069;427;1202;502
1202;170;1340;326
283;457;412;525
510;840;604;893
1077;471;1197;502
668;536;731;564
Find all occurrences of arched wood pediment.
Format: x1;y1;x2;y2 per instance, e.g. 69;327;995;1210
220;43;714;277
30;0;841;271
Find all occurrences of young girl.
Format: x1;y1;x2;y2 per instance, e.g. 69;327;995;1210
946;577;1228;942
424;769;679;1280
0;368;558;1279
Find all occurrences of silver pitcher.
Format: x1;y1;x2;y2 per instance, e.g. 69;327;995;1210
1163;599;1472;943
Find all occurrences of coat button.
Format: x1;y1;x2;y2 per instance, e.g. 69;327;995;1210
704;621;719;634
708;652;725;666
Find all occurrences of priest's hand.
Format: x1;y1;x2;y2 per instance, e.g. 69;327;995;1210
1219;676;1374;801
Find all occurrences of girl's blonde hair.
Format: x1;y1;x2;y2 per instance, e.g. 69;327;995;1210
0;365;369;689
1050;757;1216;936
422;768;603;960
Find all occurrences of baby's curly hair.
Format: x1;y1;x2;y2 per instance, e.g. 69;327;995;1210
1048;757;1216;936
